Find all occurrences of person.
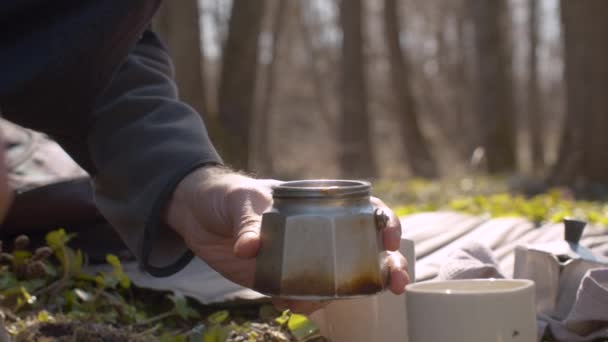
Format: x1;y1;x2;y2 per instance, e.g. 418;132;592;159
0;1;408;313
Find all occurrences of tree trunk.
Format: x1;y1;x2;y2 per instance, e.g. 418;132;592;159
153;1;208;120
153;2;229;156
251;0;288;176
338;0;376;178
295;1;335;133
528;0;544;174
454;3;479;160
218;0;266;171
384;0;438;178
551;0;608;186
470;0;516;173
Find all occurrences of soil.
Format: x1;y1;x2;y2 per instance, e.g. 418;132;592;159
15;322;150;342
223;322;329;342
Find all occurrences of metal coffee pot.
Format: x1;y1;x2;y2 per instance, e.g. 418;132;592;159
253;180;389;299
513;218;608;319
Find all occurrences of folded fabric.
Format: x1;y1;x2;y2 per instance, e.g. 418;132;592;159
437;242;608;342
540;268;608;341
436;242;505;280
86;258;265;305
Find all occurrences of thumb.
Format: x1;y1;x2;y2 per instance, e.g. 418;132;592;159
226;182;274;259
234;216;262;259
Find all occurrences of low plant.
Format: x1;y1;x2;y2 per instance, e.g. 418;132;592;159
0;229;324;341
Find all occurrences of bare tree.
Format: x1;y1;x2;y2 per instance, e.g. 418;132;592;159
295;1;336;132
339;0;376;178
470;0;516;173
552;0;608;186
251;0;288;175
218;0;266;170
443;1;478;160
528;0;544;174
153;1;208;119
384;0;438;178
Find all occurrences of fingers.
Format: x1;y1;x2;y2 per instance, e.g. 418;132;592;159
383;251;410;295
371;197;402;251
272;298;329;315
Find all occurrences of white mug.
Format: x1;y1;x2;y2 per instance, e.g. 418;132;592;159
406;279;537;342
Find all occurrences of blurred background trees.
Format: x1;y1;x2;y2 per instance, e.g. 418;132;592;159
470;0;516;174
384;0;438;178
551;0;608;188
154;0;607;191
339;0;376;178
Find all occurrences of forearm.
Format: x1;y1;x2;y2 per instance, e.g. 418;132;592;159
88;31;223;276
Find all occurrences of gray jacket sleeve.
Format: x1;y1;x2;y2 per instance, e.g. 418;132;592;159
88;32;222;276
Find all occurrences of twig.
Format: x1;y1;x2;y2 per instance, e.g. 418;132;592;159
134;310;176;327
132;323;162;337
33;245;70;297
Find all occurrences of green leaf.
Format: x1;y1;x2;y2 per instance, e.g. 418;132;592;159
13;250;32;266
94;275;105;287
287;313;319;341
19;286;36;304
64;290;79;309
106;254;131;289
41;261;58;278
37;310;51;322
202;325;230;342
96;272;119;289
15;286;36;311
106;254;121;268
171;335;187;342
70;249;83;276
45;229;73;250
22;278;47;293
159;332;175;342
258;304;279;320
275;310;290;326
0;273;17;290
169;293;200;320
118;274;130;289
207;310;229;325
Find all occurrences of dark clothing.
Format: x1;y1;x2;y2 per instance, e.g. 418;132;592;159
0;1;223;276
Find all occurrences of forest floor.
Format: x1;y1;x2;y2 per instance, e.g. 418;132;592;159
1;176;607;341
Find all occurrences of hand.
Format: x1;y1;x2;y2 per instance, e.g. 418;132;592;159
166;166;409;314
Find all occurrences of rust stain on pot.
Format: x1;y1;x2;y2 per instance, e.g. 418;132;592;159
336;273;384;296
280;273;335;296
254;275;281;295
278;273;383;297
